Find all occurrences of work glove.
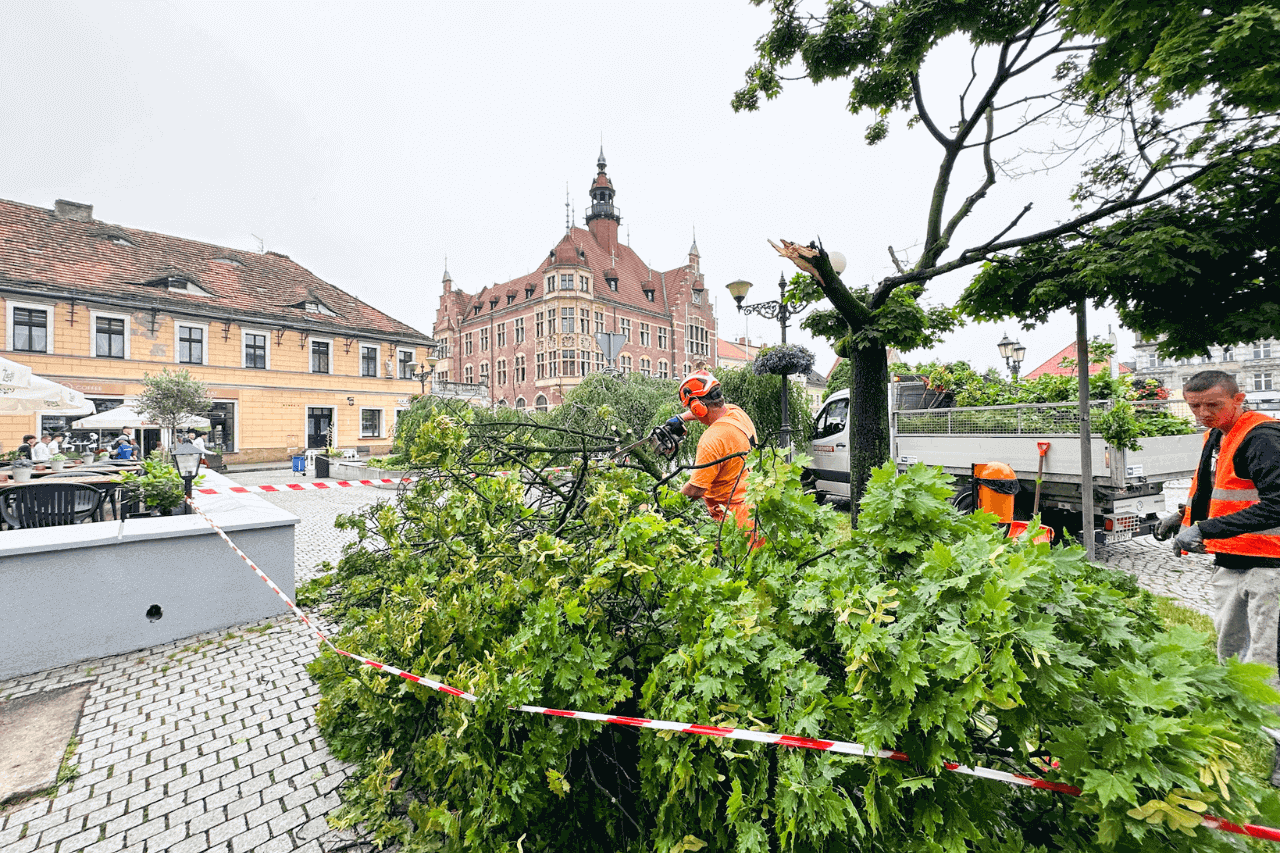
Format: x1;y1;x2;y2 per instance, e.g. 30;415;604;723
1172;523;1206;555
1152;506;1185;541
651;419;686;459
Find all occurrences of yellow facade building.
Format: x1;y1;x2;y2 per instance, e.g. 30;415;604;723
0;198;435;462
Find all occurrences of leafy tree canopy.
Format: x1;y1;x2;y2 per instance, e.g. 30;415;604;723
306;413;1280;852
133;368;210;447
734;0;1279;509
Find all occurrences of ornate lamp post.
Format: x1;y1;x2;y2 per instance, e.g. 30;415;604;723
171;441;202;514
407;352;441;395
997;332;1028;380
727;253;845;454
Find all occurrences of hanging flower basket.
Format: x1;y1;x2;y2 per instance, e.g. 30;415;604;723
752;344;815;377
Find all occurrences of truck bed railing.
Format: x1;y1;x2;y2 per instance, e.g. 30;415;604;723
894;399;1185;436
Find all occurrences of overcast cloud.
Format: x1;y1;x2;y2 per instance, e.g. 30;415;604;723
1;1;1136;378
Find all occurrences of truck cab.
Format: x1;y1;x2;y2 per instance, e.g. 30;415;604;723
806;389;851;504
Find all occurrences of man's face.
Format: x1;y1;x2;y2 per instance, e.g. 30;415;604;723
40;436;50;444
1184;384;1246;431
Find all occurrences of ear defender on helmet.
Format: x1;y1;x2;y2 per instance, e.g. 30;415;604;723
679;370;720;418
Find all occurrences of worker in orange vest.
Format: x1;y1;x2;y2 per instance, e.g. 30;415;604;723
667;370;758;533
1156;369;1280;782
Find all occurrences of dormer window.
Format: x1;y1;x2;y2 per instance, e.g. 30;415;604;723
489;296;499;308
644;288;655;302
473;302;482;316
150;275;213;297
293;298;335;316
606;276;618;292
212;257;244;267
110;236;133;247
506;292;516;304
525;285;535;298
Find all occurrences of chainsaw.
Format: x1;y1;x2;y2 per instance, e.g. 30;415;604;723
610;417;687;461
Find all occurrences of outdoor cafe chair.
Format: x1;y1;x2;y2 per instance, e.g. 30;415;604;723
0;482;106;529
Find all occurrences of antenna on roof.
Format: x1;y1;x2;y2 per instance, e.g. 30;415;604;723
626;225;630;246
565;184;570;234
250;233;265;254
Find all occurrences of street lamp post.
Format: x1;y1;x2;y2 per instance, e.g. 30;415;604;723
726;255;846;454
407;352;441;395
171;441;202;514
998;332;1028;380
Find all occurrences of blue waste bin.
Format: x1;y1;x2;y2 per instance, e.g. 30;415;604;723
292;455;306;475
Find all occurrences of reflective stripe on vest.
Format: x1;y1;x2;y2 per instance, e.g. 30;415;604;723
1183;411;1280;559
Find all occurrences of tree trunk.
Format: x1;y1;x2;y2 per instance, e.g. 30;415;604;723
849;342;890;525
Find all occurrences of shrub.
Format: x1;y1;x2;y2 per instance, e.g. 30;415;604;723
306;424;1280;852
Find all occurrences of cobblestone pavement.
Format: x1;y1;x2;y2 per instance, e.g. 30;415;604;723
0;469;1215;851
0;466;388;853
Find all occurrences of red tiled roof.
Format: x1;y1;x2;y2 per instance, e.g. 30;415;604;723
440;226;706;323
1022;341;1133;379
0;198;431;342
718;338;750;360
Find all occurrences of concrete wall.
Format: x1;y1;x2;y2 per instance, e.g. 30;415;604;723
0;470;299;680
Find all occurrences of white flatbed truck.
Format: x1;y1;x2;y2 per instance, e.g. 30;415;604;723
807;385;1202;545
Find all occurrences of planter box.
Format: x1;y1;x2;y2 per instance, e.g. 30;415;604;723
0;469;299;680
314;455;331;479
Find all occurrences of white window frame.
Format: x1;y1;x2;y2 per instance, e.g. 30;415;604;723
90;310;131;360
174;321;210;366
6;299;56;353
358;341;381;378
396;346;416;379
310;337;334;375
242;328;271;370
359;407;384;438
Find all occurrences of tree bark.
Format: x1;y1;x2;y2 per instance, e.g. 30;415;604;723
849;342;890;525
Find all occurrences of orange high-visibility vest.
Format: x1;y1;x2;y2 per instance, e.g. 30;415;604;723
1182;410;1280;559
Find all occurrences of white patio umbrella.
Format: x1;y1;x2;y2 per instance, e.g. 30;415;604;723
0;361;92;414
0;355;34;390
71;405;210;431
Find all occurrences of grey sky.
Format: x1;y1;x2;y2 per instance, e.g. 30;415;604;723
1;1;1135;378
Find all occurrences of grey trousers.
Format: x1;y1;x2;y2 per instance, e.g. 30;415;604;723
1211;566;1280;678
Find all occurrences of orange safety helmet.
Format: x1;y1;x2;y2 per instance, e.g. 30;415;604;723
679;370;721;419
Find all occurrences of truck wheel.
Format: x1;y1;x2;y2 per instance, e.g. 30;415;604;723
952;489;975;514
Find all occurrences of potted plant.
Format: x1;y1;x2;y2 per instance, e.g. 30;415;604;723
11;458;34;483
314;447;341;479
117;456;191;516
49;453;67;472
82;450;96;463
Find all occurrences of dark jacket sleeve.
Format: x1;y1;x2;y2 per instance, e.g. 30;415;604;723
1199;424;1280;538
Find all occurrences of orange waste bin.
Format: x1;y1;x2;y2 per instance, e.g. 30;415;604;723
972;461;1017;523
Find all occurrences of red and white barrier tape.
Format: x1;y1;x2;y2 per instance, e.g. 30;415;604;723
197;467;576;496
195;478;417;495
184;495;1280;843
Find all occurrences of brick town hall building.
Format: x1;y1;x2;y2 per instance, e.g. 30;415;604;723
432;151;717;411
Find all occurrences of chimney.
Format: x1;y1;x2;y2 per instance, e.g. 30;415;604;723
53;199;93;222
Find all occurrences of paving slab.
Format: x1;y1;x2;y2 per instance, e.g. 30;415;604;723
0;682;93;805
